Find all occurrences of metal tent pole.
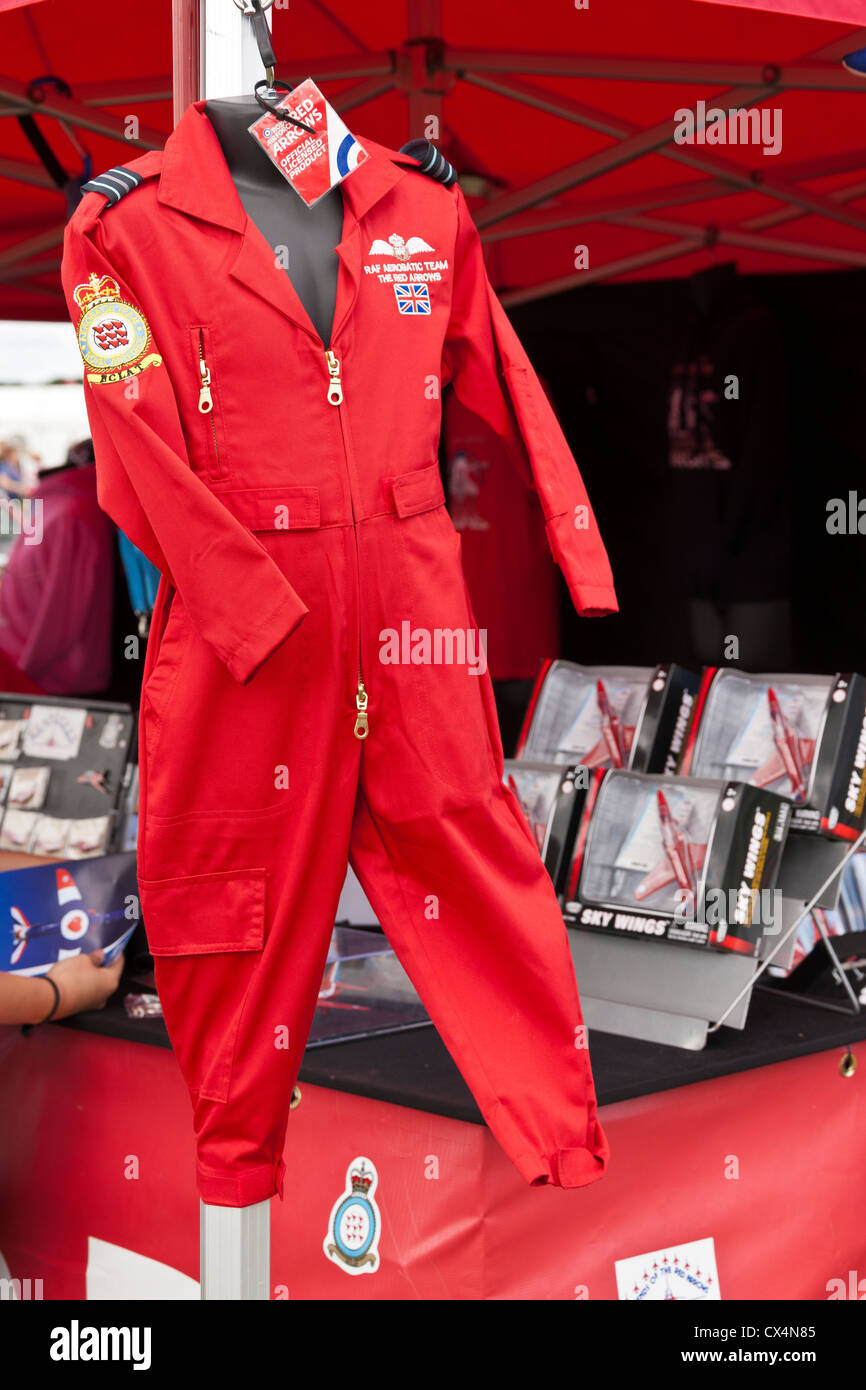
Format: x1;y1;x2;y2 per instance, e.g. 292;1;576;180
200;1199;271;1301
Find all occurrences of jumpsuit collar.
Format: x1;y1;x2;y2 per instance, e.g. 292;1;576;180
158;102;410;346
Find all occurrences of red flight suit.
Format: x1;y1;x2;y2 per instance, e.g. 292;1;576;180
61;102;618;1208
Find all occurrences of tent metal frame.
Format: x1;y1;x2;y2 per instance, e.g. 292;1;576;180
0;3;865;306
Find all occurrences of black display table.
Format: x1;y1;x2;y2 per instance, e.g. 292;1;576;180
60;974;866;1119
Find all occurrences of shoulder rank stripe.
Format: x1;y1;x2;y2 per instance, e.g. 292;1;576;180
399;139;457;189
81;166;144;206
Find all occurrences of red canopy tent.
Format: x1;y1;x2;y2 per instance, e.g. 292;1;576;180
1;0;865;319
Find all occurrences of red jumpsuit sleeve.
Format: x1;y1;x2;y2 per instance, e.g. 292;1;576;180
442;186;618;618
61;206;309;684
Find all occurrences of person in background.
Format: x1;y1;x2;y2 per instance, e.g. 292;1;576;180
0;438;114;695
0;951;124;1025
0;435;32;499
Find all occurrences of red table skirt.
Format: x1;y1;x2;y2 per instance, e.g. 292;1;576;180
0;1025;863;1300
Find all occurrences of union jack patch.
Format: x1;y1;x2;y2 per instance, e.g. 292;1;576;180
393;283;431;315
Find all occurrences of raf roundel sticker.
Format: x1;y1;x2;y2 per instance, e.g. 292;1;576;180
336;132;365;178
323;1156;380;1275
73;274;163;386
60;907;90;942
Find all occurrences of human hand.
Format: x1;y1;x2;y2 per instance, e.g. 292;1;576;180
46;951;124;1019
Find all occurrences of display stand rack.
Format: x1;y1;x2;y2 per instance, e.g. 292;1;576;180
571;827;865;1051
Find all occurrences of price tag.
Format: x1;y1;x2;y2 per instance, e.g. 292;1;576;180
248;78;368;207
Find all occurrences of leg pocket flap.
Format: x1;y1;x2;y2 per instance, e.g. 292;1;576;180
140;866;267;956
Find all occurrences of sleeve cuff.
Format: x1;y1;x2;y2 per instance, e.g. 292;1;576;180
544;513;619;618
567;582;620;619
226;585;309;685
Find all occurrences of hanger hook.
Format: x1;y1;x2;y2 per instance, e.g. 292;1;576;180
234;0;278;89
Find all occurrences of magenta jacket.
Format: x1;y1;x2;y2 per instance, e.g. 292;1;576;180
0;466;113;694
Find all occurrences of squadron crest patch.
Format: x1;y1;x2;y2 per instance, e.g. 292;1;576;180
73;274;162;386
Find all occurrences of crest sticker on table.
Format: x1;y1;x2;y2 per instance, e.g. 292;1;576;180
323;1156;381;1275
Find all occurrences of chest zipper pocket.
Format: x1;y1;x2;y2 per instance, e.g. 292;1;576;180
191;326;226;479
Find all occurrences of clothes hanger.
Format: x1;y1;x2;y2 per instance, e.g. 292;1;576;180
236;0;316;134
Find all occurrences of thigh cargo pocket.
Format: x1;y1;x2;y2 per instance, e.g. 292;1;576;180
139;866;266;956
140;868;267;1104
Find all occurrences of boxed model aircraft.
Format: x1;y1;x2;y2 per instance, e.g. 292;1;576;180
517;661;699;775
563;769;792;955
502;759;588;896
680;669;866;839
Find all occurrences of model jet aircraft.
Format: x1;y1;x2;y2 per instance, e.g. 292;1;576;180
634;790;706;905
77;769;111;795
568;680;635;768
752;687;814;801
505;772;553;852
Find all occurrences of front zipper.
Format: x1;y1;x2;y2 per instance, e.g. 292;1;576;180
197;329;220;470
324;349;343;406
354;677;369;739
325;349;369;740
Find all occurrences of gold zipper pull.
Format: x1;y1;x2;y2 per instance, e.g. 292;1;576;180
353;677;369;740
325;350;343;406
198;357;214;414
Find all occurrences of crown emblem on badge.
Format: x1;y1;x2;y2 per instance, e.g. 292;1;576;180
73;274;121;311
350;1163;373;1194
